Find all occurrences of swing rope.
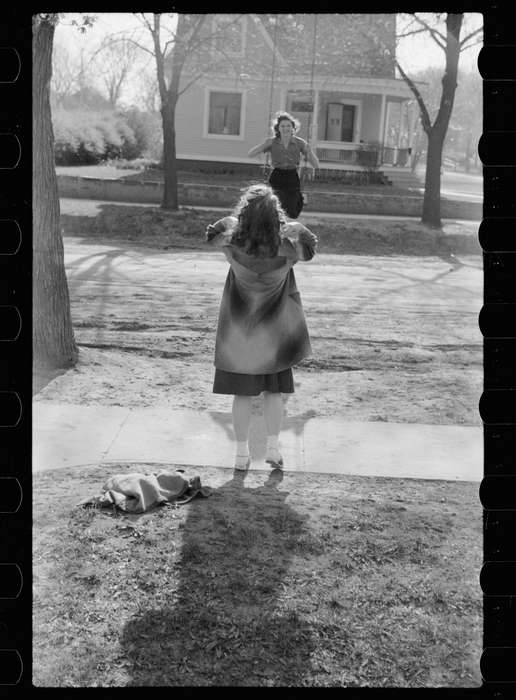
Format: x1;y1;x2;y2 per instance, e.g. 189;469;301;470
264;16;279;178
300;14;318;193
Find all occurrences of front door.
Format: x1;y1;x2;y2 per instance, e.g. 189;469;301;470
325;103;355;142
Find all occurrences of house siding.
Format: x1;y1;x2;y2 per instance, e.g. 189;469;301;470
176;79;283;159
176;13;406;166
185;15;277;81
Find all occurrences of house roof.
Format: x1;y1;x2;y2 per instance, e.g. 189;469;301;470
249;14;287;69
255;14;397;81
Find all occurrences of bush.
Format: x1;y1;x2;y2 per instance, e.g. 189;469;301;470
53;108;139;165
119;108;163;161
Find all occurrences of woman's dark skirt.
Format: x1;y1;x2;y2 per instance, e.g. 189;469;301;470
213;368;294;395
269;168;303;219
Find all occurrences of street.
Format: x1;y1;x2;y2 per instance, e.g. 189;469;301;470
37;235;482;428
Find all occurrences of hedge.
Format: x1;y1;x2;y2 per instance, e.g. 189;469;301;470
53;108;140;165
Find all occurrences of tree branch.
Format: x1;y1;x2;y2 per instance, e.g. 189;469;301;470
412;15;447;50
396;27;428;40
134;12;155;35
395;59;433;134
123;37;156;59
460;26;483;47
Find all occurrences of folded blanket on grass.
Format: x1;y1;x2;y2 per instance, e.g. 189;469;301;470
77;470;211;513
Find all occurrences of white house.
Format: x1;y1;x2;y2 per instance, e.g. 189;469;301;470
174;14;416;182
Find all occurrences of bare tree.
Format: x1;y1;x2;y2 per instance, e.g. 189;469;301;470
90;34;142;107
361;13;482;227
394;13;482;227
137;64;161;113
51;42;78;106
33;13;94;370
130;13;246;210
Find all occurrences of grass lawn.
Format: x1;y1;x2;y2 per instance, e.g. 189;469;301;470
59;201;480;258
33;463;481;687
56;164;418;197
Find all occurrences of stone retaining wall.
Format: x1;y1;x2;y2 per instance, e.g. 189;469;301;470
57;174;482;221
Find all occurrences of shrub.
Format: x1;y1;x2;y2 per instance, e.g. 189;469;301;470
53;107;139;165
119;108;163;161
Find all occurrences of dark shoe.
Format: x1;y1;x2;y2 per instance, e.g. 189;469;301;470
265;449;283;470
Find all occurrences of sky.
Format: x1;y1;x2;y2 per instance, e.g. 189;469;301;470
54;12;483;105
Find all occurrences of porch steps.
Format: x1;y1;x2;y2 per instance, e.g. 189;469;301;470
381;168;423;191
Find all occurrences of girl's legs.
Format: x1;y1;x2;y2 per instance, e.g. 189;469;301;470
263;391;284;468
232;395;252;469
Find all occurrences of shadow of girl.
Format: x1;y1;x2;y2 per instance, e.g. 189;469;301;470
120;469;316;686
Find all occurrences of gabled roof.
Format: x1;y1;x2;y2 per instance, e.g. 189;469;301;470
252;14;397;81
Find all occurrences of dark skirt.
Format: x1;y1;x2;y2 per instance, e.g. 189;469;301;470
213;368;294;396
269;168;304;219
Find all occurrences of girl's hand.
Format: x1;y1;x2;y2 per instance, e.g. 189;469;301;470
299;229;318;248
205;216;237;244
205;224;218;241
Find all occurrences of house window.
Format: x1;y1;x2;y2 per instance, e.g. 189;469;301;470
207;91;242;136
212;15;246;57
290;101;314;113
325;103;356;142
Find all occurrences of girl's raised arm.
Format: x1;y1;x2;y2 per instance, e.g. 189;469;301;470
279;222;318;261
205;216;237;246
248;137;273;159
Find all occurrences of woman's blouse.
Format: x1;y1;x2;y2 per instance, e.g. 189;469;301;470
263;135;308;170
207;220;316;374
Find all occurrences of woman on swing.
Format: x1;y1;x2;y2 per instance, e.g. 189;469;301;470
248;111;320;220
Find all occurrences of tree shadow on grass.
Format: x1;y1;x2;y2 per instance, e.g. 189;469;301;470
120;469;316;687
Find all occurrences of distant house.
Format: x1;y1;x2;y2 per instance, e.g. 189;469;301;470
175;14;415;182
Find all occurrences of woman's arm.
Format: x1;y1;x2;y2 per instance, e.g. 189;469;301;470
205;216;237;246
279;222;318;261
248;138;272;159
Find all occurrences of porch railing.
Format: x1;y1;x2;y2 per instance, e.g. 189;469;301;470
316;144;412;168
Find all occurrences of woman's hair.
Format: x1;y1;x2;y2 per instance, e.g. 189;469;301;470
272;111;300;138
230;184;286;258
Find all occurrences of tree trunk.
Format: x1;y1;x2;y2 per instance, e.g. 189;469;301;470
422;130;445;228
33;15;78;369
420;13;463;228
161;99;179;209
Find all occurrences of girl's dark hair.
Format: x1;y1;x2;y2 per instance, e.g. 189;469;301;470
230;184;286;258
272;111;300;138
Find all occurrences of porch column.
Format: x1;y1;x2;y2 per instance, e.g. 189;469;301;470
311;88;319;150
378;93;386;165
395;100;404;166
378;93;386;143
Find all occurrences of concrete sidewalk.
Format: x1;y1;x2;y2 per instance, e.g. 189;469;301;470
33;402;482;482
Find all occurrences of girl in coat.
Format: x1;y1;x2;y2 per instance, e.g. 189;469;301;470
248;111;320;220
206;184;317;471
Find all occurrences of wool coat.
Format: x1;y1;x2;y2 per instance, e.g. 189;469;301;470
207;217;316;375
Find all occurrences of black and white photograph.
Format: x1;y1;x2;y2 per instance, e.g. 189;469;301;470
32;11;483;687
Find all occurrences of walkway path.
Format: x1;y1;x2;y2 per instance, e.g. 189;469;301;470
33;402;482;482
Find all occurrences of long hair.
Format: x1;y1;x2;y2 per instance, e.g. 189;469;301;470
271;111;300;139
230;184;286;258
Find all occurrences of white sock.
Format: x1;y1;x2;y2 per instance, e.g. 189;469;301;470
266;436;279;452
236;440;249;456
